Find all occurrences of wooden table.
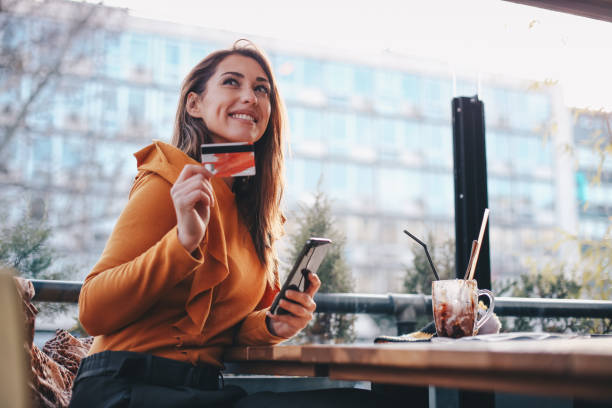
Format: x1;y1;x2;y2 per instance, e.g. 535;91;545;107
224;337;612;400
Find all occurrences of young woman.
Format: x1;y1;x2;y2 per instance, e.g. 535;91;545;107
70;40;387;408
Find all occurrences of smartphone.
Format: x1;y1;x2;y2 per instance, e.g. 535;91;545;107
269;237;332;315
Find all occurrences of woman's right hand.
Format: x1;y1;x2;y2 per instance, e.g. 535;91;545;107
171;164;215;254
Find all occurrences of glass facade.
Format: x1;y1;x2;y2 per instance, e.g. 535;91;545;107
2;5;608;291
573;112;612;239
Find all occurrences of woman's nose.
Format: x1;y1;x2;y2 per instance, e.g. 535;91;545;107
241;87;257;104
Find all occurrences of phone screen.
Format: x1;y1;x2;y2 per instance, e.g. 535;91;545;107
269;237;331;315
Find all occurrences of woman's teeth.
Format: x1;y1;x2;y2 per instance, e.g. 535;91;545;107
231;113;256;122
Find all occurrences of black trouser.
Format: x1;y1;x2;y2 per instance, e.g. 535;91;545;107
69;351;246;408
70;350;412;408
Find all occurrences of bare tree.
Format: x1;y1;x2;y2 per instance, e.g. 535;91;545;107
1;0;122;158
0;0;128;269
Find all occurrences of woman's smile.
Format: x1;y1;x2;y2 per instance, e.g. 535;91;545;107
229;110;258;124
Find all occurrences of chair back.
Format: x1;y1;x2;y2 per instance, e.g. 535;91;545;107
0;268;29;408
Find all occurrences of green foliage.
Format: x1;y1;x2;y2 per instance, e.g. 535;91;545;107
496;243;612;334
0;213;55;279
0;207;75;316
577;236;612;302
286;190;355;344
496;264;586;333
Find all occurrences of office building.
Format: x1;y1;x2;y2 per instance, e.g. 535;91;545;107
1;1;609;293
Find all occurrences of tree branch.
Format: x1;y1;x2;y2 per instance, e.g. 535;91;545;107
0;2;101;157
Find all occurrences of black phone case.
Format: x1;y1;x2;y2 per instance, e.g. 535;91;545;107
269;237;331;315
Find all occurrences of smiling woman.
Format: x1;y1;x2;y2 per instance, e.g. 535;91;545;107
69;40;393;408
169;42;285;285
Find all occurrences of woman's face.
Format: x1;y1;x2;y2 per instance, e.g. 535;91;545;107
189;54;272;145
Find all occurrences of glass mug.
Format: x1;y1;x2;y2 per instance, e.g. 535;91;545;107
431;279;495;338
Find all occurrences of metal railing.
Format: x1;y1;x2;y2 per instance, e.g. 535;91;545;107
314;292;612;318
31;279;612;320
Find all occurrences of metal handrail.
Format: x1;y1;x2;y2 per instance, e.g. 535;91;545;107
30;279;612;319
315;293;612;318
31;279;82;303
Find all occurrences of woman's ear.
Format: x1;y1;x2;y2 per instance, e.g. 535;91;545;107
186;92;202;118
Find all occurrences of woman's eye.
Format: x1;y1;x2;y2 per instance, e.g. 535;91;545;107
255;85;270;95
223;78;239;86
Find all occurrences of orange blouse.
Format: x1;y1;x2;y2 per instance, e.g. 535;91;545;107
78;141;285;367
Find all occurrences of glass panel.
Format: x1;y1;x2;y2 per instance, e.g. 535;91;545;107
327;112;349;155
353;66;373;96
303;58;322;88
324;62;353;96
303;108;322;143
402;73;421;107
424;172;454;217
303;159;323;192
104;32;124;78
378;118;399;160
163;41;181;84
128;88;146;123
129;34;149;70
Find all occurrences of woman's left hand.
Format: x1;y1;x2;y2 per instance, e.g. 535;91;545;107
266;272;321;338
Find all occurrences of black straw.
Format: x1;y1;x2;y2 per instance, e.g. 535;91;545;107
403;230;440;281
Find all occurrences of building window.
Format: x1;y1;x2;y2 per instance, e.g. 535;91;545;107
324;62;353;96
422;77;452;119
188;42;214;68
403;121;422;157
31;135;53;179
525;93;550;130
402;73;421;107
303;108;323;143
128;88;146;124
328;162;348;200
163;41;181;84
303;159;323;192
129;34;150;72
378;167;420;213
422;124;452;168
354;115;373;149
378;118;400;161
353;66;373;97
104;32;124;78
353;165;374;197
532;181;554;213
374;69;402;100
424;172;453;217
327;112;351;155
303;58;322;89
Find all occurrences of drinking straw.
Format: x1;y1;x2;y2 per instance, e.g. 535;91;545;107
463;240;478;280
467;208;490;281
403;230;440;281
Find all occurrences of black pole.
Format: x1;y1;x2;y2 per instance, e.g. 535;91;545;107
452;95;491;290
452;96;494;408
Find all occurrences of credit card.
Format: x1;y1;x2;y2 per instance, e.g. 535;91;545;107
200;142;255;177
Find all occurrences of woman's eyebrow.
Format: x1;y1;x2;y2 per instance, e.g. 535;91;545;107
221;71;269;83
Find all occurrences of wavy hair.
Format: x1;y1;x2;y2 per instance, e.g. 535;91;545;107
171;40;285;288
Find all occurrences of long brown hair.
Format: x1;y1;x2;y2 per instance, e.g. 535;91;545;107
171;40;285;288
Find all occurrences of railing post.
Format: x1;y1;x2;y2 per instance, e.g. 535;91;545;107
393;294;429;335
